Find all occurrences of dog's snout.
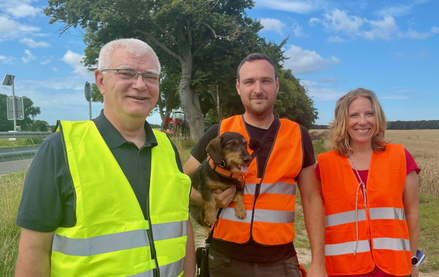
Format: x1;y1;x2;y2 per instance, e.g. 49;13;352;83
243;156;251;165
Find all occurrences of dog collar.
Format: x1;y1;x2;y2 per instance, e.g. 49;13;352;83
207;156;245;187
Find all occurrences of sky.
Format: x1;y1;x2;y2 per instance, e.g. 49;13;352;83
0;0;438;127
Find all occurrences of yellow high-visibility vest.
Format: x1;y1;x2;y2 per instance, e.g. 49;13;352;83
51;121;191;277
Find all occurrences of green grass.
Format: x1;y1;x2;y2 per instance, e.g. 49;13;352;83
0;172;25;277
0;138;44;148
418;194;439;271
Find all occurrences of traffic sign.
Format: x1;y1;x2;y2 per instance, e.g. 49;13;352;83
6;96;24;120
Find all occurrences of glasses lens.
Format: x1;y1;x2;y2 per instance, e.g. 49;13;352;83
117;70;137;80
143;74;160;84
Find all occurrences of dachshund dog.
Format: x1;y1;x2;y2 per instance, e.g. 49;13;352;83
190;132;251;234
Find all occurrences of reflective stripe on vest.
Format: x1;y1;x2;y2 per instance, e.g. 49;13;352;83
53;220;187;256
325;238;410;256
214;116;302;245
51;121;190;277
326;207;406;227
318;145;410;276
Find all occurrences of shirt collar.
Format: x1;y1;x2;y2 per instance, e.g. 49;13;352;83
94;110;158;149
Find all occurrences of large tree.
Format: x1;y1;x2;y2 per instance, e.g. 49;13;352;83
0;94;42;131
45;0;257;139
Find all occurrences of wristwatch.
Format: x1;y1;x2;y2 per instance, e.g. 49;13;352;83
411;255;419;266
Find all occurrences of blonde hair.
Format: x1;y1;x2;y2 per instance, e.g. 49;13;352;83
330;88;387;157
98;38;160;72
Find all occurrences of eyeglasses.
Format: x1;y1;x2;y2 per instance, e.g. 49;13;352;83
101;69;160;85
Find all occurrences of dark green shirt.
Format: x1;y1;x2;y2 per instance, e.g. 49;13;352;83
16;112;183;232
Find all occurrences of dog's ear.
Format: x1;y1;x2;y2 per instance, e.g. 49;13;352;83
206;136;224;165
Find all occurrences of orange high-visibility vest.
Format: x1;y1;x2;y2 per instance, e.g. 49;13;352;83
318;144;411;276
213;115;303;245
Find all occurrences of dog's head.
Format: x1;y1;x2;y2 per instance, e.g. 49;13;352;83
206;132;251;174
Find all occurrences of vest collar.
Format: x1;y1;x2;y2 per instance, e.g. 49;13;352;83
207;156;245;188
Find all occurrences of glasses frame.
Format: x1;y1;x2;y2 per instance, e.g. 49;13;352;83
101;68;161;85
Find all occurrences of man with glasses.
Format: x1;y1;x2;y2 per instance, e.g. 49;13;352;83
15;38;195;277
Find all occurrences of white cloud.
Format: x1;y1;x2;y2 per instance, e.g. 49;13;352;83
393;52;405;58
376;1;432;18
362;16;398;40
326;36;345;43
283;44;340;75
376;5;413;17
255;0;315;14
61;50;94;80
52;67;58;71
309;18;320;26
291;19;308;37
20;38;51;48
322;9;363;37
301;85;346;101
5;3;41;18
40;59;50;65
398;29;436;39
260;18;285;36
0;55;15;64
0;16;18;32
21;49;36;63
314;8;438;41
0;15;40;39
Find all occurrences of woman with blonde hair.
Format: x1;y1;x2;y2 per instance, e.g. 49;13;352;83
315;88;420;277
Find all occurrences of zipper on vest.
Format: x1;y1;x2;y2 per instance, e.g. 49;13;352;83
249;180;262;239
145;193;160;277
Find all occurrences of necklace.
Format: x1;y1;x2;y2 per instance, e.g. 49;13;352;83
349;156;368;256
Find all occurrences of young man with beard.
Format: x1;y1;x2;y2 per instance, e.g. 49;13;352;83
184;53;327;277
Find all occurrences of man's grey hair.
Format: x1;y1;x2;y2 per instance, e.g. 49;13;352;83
98;38;161;72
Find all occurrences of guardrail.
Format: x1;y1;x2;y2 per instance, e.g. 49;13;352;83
0;146;40;163
0;132;50;163
0;131;51;139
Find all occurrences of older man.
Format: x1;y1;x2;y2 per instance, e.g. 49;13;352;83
15;38;194;277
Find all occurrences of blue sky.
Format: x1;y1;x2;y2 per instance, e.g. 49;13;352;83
0;0;438;126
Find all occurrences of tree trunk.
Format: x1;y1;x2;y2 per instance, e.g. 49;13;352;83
209;83;224;120
179;55;204;140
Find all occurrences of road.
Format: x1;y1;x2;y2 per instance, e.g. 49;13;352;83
0;159;32;176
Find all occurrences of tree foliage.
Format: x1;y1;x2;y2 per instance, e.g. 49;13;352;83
387;120;439;129
0;94;42;131
45;0;259;139
274;69;318;129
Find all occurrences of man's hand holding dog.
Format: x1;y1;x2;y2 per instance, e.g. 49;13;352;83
213;186;236;208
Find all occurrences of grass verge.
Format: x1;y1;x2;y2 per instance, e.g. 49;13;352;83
0;171;25;277
418;194;439;271
0;138;44;148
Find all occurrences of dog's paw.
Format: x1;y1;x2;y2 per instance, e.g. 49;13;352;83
235;209;247;219
204;216;217;226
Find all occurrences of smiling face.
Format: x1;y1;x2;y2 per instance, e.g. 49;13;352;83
95;46;160;125
347;96;376;149
236;59;279;118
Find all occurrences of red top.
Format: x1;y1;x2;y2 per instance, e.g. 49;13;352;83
316;148;420;277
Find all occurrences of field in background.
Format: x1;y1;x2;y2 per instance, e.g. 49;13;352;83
385;130;439;198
